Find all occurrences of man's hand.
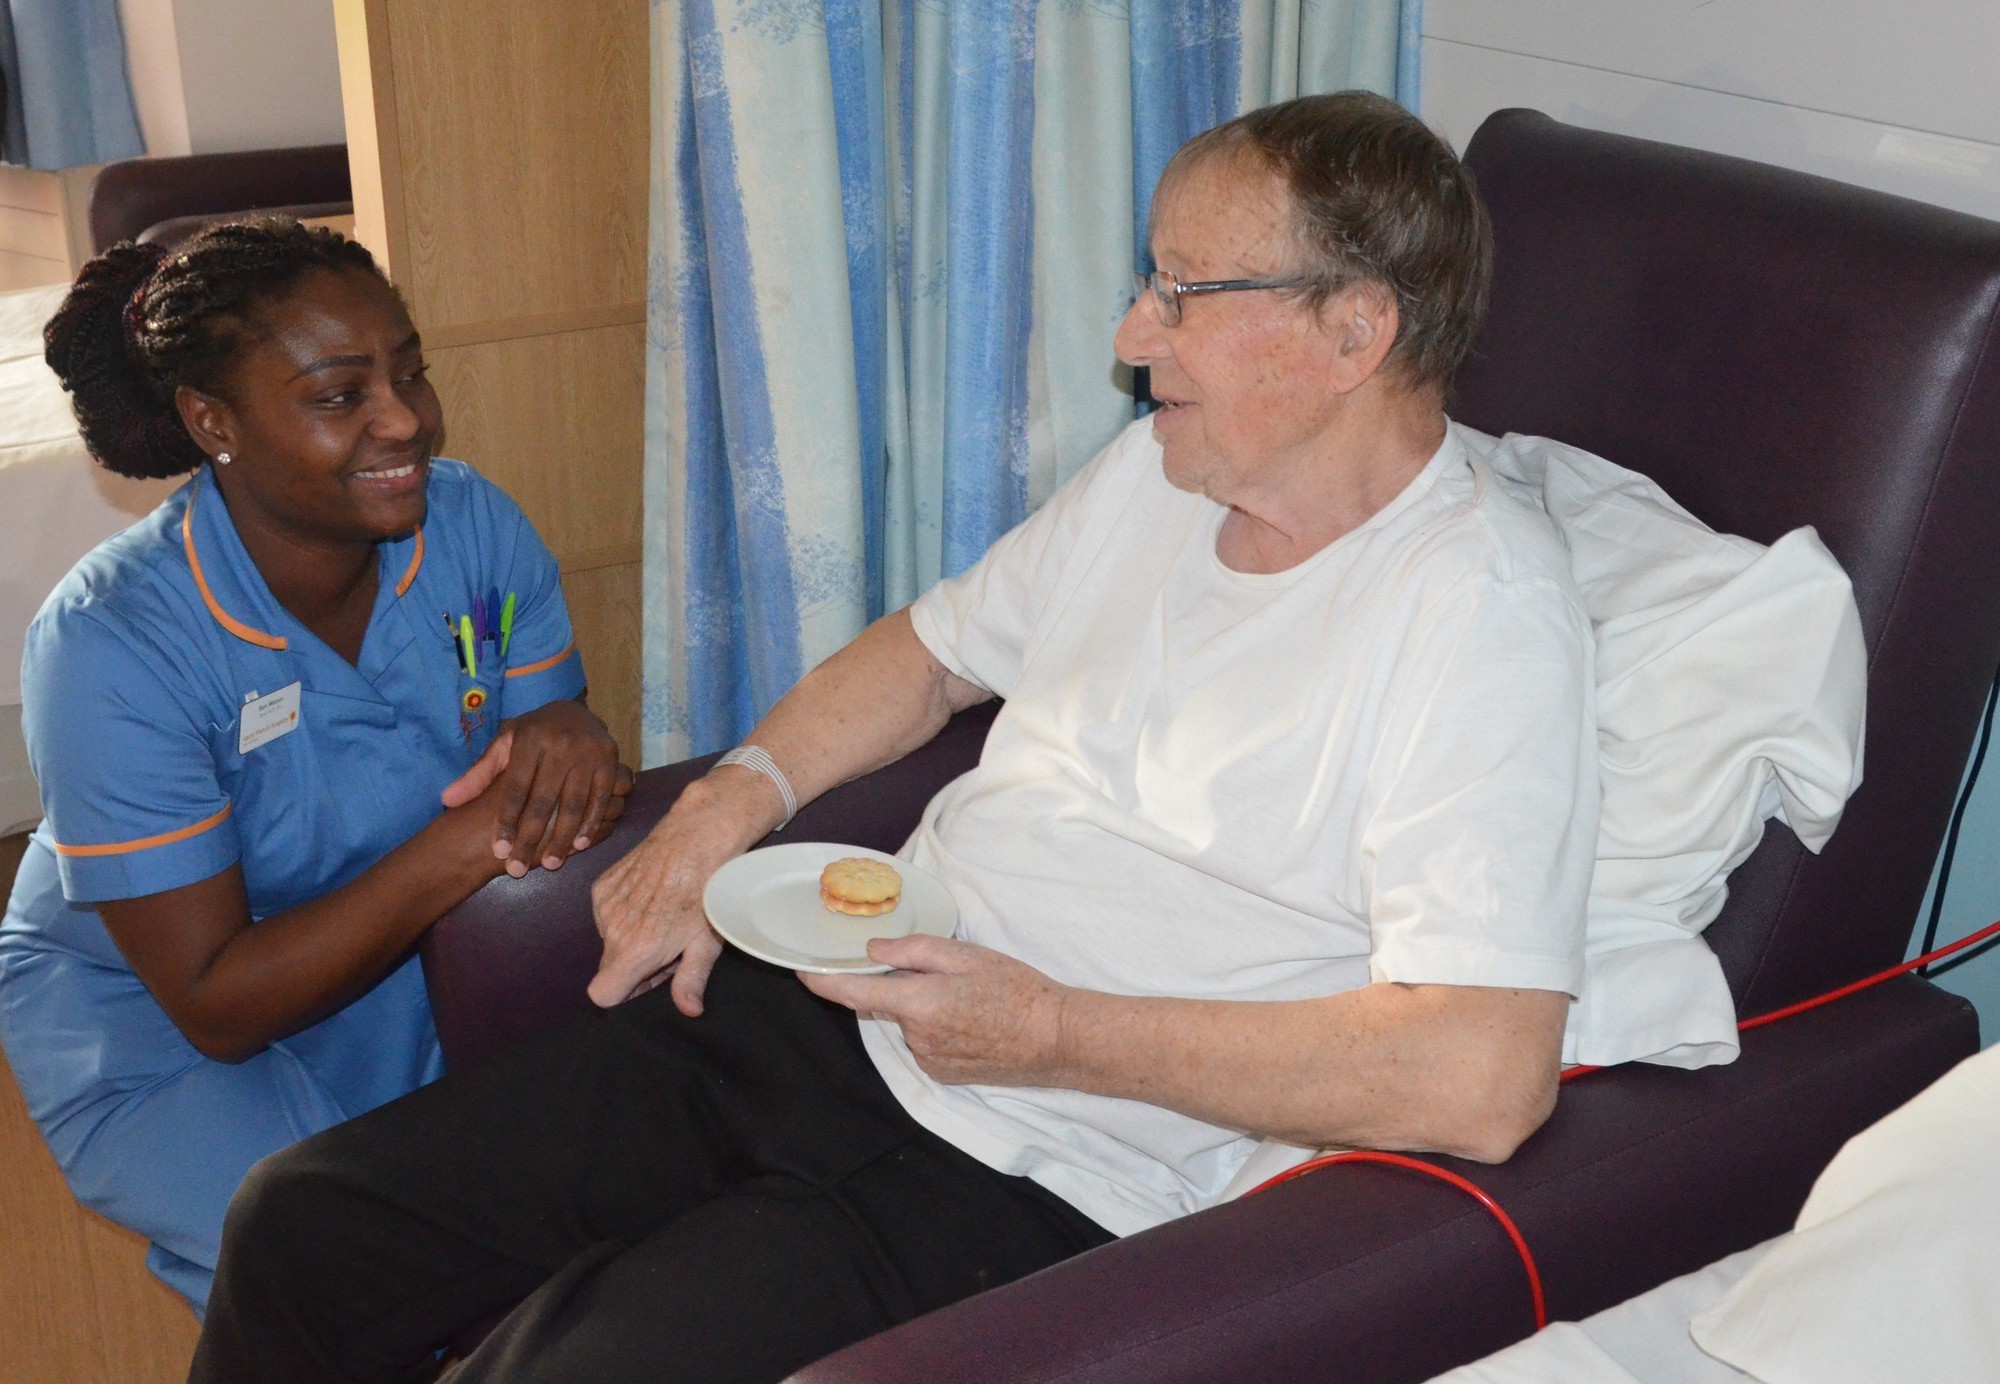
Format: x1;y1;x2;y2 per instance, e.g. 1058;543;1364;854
586;774;777;1012
440;700;630;876
801;935;1073;1087
580;605;987;1014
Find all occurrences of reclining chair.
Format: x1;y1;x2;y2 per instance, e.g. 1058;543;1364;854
421;110;2000;1381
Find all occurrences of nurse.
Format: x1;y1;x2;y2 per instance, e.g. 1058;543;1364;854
0;219;627;1313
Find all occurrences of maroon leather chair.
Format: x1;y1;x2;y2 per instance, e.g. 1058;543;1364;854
87;143;353;252
421;110;2000;1381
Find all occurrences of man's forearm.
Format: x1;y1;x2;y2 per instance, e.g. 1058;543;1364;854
710;607;989;829
1046;982;1568;1163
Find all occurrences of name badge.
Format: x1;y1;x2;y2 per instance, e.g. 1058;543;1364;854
239;681;302;755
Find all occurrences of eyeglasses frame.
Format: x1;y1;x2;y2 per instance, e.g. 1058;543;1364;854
1133;269;1309;327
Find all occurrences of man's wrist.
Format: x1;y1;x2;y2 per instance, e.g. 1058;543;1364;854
1038;981;1086;1089
690;767;790;841
714;745;797;827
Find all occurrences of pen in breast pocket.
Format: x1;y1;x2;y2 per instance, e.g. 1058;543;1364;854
444;612;468;671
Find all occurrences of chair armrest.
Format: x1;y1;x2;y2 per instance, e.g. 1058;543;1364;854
792;977;1976;1384
420;703;999;1070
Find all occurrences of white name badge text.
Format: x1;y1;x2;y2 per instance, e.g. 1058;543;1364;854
239;681;302;755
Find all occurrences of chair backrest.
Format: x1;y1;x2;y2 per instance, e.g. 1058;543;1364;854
87;144;352;252
1453;110;2000;1012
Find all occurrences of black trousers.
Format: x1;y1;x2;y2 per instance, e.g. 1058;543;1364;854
189;951;1113;1384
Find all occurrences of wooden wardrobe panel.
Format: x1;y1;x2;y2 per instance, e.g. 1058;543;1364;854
0;1050;200;1384
334;0;409;279
562;560;643;765
426;322;645;568
0;253;70;292
1;830;200;1384
382;0;649;331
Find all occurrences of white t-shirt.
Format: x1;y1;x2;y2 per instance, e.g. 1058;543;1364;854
859;418;1598;1236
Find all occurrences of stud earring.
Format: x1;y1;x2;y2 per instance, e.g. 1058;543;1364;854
215;452;232;466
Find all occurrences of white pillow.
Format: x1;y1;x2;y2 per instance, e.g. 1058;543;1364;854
1690;1045;2000;1382
1468;427;1866;1068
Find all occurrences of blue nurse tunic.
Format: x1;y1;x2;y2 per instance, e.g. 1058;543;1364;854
0;459;586;1313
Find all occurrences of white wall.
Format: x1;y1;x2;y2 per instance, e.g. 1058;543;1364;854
118;0;345;158
1421;1;2000;223
1420;1;2000;1037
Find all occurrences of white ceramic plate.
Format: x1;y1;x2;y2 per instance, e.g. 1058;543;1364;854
702;841;957;974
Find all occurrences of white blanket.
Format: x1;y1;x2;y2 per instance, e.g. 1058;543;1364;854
1427;1240;1779;1384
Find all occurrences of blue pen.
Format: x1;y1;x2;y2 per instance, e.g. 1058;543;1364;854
473;595;486;645
486;587;501;646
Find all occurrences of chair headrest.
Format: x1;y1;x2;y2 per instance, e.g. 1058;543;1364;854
1454;109;2000;1010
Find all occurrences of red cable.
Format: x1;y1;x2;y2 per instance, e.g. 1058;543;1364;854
1245;915;2000;1335
1736;913;2000;1030
1561;914;2000;1082
1241;1150;1549;1331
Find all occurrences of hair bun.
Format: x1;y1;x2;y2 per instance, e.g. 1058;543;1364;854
44;241;206;479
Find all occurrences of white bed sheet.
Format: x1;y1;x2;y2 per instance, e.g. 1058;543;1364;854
0;280;180;833
1425;1239;1782;1384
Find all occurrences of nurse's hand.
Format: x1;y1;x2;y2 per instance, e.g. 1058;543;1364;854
587;773;774;1013
441;699;631;877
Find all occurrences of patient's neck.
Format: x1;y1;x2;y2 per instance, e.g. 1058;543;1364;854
1216;387;1447;575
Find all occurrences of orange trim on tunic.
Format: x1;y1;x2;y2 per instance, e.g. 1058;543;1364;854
505;642;576;678
53;803;234;858
394;528;425;597
182;494;287;650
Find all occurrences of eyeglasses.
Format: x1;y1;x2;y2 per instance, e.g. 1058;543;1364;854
1132;269;1306;327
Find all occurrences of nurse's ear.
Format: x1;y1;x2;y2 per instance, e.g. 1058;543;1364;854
175;385;238;468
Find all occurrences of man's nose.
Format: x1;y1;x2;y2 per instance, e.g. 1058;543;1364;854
1114;295;1166;366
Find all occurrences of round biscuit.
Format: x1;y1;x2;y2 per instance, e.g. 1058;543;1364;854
819;857;902;905
819;885;900;916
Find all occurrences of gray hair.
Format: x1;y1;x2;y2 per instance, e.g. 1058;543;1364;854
1157;91;1493;394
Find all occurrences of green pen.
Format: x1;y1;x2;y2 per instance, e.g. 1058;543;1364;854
499;592;516;658
459;614;477;678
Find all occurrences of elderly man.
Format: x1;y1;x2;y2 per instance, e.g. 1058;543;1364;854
191;92;1594;1383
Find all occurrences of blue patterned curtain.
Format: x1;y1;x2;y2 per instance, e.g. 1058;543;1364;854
3;0;144;169
644;0;1417;765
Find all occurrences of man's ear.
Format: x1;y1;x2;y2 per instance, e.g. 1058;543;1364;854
175;385;234;462
1325;282;1401;395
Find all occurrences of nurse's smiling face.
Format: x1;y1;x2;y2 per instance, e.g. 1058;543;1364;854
184;266;443;547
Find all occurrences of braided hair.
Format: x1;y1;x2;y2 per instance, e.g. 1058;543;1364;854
43;219;389;480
